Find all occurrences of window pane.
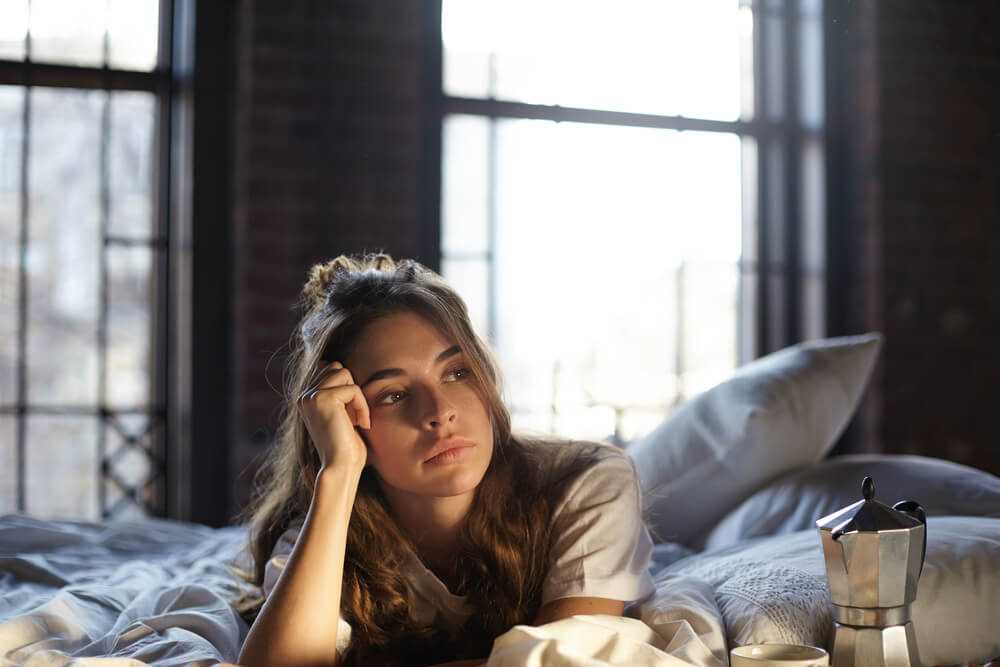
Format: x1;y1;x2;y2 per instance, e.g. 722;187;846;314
798;10;824;128
442;115;490;255
104;413;153;518
487;120;742;440
680;260;739;397
107;0;159;71
0;0;28;60
442;256;489;340
109;92;155;239
107;246;152;407
0;86;23;406
763;9;786;122
800;139;825;340
27;88;103;404
801;139;825;272
0;417;15;512
26;415;97;518
29;0;107;67
739;136;758;364
738;3;755;121
801;274;825;341
443;0;749;121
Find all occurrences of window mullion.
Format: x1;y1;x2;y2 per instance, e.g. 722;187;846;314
486;117;497;343
0;61;166;92
782;0;803;348
15;83;31;513
754;0;772;357
98;87;111;517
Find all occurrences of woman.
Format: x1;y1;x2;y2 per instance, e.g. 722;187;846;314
237;253;653;667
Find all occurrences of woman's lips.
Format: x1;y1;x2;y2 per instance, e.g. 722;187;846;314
424;440;475;464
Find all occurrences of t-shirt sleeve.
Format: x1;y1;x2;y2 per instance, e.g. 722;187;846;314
542;451;655;606
261;521;353;654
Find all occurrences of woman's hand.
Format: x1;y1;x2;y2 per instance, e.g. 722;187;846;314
297;360;371;471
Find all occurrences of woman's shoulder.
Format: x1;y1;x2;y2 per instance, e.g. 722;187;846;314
525;437;628;466
531;441;647;556
517;438;634;493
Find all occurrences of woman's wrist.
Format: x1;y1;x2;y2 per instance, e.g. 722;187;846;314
316;462;365;492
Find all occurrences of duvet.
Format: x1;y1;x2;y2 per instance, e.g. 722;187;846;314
2;454;999;667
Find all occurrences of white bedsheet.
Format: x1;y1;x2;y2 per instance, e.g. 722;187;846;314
488;614;720;667
3;512;997;666
0;514;727;667
0;514;250;666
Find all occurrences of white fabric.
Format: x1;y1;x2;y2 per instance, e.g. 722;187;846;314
663;516;1000;666
484;531;730;667
0;514;250;666
634;573;728;666
628;333;883;549
543;452;656;605
486;614;722;667
263;450;656;651
3;453;999;666
704;453;1000;550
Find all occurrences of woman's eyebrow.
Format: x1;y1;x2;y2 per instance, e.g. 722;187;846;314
436;344;461;363
360;345;462;388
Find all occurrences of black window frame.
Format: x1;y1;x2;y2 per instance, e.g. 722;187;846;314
421;0;828;382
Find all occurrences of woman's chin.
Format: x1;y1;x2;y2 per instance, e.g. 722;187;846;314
424;472;485;499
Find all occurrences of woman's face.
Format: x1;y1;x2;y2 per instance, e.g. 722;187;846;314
344;311;494;503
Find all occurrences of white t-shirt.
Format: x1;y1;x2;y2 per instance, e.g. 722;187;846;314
262;447;654;653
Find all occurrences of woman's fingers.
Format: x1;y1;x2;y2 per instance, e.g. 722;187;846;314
346;383;371;430
297;364;371;429
303;383;370;430
300;363;353;400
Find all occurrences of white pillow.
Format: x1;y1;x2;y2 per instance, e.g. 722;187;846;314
627;333;882;549
660;516;1000;665
704;453;1000;550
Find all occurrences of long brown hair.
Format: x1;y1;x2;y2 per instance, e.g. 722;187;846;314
237;253;603;665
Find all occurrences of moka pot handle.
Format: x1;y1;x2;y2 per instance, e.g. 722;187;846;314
892;500;927;577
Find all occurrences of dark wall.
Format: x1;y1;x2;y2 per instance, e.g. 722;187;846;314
226;1;438;513
206;1;1000;520
830;1;1000;475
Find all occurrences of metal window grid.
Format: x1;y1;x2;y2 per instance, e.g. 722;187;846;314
0;0;176;519
429;0;826;415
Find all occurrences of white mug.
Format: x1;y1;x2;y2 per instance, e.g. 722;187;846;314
730;644;830;667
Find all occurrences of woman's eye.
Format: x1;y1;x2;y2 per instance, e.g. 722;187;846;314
445;367;471;382
378;390;406;405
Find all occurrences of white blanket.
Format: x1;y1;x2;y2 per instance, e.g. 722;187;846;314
485;571;728;667
3;513;997;666
488;615;718;667
0;515;250;666
0;514;726;667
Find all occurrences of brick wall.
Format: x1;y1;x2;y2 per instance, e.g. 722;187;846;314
840;1;1000;474
229;0;436;512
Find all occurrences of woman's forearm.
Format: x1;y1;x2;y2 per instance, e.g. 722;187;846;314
238;465;362;667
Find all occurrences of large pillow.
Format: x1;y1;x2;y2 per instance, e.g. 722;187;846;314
659;516;1000;665
627;333;882;549
704;453;1000;551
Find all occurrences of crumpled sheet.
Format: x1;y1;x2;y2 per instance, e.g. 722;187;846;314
0;514;726;667
487;572;727;667
0;514;251;666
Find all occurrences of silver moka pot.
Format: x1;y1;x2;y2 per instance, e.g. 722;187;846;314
815;477;926;667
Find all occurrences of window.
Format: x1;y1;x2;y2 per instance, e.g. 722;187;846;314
0;0;173;519
439;0;825;443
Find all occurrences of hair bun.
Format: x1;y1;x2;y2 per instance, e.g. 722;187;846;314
300;252;398;309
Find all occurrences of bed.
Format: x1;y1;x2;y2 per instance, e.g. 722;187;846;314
2;334;999;667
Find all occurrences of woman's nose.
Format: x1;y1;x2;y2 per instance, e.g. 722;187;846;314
421;388;457;429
